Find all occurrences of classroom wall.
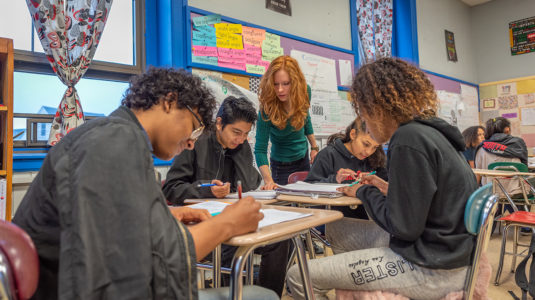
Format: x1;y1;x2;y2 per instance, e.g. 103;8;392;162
187;0;352;50
471;0;535;83
416;0;478;83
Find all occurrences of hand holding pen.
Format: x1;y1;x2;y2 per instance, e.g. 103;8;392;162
336;169;360;183
198;179;230;198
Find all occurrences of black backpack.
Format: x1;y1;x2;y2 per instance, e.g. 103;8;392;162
509;233;535;300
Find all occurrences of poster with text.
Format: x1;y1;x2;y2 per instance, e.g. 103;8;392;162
509;16;535;56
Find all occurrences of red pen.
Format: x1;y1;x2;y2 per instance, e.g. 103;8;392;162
237;180;242;199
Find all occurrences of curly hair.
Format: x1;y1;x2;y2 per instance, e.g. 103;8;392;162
462;125;485;147
327;118;386;169
121;66;216;127
484;117;511;139
258;56;309;130
351;58;438;132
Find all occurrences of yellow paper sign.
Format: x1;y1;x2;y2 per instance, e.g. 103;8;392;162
227;23;243;34
216;39;231;48
228;34;243;49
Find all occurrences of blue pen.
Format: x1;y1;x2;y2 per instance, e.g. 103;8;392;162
348;171;377;187
211;212;222;216
198;183;217;187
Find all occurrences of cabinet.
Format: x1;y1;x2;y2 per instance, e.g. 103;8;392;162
0;38;13;220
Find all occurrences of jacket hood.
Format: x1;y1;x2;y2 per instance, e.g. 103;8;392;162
477;133;528;164
413;117;466;151
332;138;355;159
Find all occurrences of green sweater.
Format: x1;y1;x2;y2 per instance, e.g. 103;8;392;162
254;111;314;166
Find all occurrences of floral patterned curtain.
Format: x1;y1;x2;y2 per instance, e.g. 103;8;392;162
356;0;393;63
26;0;113;146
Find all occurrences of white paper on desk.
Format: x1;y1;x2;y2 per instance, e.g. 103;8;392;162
225;190;277;200
277;181;347;193
187;201;229;215
258;209;312;229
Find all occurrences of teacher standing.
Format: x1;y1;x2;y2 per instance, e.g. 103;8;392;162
255;55;319;189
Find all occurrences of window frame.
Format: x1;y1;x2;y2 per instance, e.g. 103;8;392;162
13;0;145;148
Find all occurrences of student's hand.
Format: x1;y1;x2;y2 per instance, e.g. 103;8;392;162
261;180;278;190
336;168;358;183
337;183;362;198
310;149;318;164
169;206;211;223
210;180;230;198
216;196;264;236
360;175;388;195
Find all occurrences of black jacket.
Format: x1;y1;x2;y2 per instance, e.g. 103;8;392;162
476;133;528;165
163;130;262;205
357;118;477;269
305;138;388;183
13;106;197;300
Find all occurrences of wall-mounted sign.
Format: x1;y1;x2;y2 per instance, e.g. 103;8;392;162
509;16;535;56
445;30;457;62
266;0;291;16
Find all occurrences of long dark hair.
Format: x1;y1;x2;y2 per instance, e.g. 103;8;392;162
485;117;511;139
327;119;386;169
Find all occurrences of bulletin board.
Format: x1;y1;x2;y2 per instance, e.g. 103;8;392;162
479;75;535;147
424;71;480;134
186;6;356;88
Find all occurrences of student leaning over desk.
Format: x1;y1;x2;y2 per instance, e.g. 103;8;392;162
162;96;289;297
12;67;277;300
304;118;388;252
255;55;319;189
287;58;478;300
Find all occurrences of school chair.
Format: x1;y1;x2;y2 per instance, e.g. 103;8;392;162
287;171;309;184
488;162;534;213
336;183;499;300
0;220;39;300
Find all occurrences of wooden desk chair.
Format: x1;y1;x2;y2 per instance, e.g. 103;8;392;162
0;220;39;300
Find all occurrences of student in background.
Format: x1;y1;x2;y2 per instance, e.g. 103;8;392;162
255;55;319;189
461;125;485;167
475;117;528;194
12;68;276;300
163;96;261;204
287;58;478;300
162;95;289;296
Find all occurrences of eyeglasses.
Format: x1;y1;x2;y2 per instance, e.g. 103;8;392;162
185;105;205;141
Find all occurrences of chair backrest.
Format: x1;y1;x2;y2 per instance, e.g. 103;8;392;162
463;183;499;300
489;161;528;173
287;171;309;184
0;221;39;300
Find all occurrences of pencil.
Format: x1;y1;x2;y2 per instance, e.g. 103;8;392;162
237;180;242;199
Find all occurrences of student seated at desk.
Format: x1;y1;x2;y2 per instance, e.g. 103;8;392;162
12;68;276;300
305;118;387;222
475;117;528;196
287;58;478;300
461;125;485;168
163;96;289;297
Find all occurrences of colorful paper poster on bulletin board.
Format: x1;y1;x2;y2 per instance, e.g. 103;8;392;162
509;16;535;56
187;8;355;87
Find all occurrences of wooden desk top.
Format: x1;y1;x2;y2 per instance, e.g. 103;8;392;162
183;198;279;205
275;194;362;206
472;168;535;177
225;205;343;247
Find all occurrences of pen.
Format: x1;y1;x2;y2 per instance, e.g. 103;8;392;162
348;171;377;187
197;183;217;187
237;180;242;199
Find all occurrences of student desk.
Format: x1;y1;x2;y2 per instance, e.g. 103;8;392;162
225;205;343;300
275;194;362;208
183;198;279;205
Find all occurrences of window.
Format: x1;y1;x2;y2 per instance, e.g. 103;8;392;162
3;0;146;148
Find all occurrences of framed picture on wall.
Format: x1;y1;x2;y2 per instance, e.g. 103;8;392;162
445;30;458;62
509;16;535;56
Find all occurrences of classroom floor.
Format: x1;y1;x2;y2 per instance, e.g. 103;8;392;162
279;230;528;300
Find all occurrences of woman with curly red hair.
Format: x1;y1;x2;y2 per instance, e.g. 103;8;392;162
287;57;478;299
255;55;319;189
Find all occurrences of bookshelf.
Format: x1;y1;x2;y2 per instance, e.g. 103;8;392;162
0;38;13;221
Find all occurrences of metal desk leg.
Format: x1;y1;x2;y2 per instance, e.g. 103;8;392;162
212;244;221;288
293;235;316;300
230;246;256;300
305;230;316;259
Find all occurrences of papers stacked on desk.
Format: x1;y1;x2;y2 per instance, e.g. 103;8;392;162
225;190;277;200
187;201;312;229
276;181;347;198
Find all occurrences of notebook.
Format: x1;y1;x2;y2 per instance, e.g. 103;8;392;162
275;181;347;198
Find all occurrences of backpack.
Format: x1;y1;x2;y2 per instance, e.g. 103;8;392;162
509;232;535;300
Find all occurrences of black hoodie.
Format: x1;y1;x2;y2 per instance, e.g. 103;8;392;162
356;118;478;269
163;130;262;205
476;133;528;165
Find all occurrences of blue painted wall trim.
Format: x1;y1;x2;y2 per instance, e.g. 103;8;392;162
349;0;360;68
392;0;419;64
